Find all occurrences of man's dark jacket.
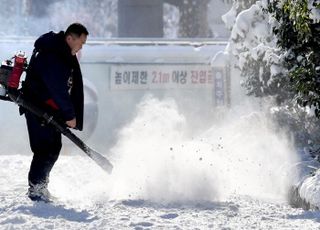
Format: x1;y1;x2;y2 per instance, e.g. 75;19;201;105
22;31;83;130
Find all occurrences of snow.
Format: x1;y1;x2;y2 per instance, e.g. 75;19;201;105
1;96;320;229
300;170;320;208
2;169;320;230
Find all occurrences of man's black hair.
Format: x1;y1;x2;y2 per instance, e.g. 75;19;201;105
65;23;89;37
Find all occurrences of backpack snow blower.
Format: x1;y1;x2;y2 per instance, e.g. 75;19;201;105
0;51;26;101
0;52;113;174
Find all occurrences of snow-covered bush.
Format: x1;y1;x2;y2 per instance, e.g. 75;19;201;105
223;0;320;148
267;0;320;117
224;0;290;101
266;0;320;148
270;103;320;148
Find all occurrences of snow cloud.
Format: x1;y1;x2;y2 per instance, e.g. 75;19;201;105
106;95;299;205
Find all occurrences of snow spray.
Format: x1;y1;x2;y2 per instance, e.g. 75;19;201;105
105;95;299;204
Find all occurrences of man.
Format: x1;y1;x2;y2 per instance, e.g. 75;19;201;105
21;23;88;202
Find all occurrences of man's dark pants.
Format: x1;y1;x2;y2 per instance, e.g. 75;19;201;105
25;111;62;187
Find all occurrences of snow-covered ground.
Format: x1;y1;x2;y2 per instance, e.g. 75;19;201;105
1;96;320;229
1;156;320;230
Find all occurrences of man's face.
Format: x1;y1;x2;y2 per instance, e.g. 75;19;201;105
67;33;87;56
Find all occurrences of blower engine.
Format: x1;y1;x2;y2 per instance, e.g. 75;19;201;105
0;51;28;101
